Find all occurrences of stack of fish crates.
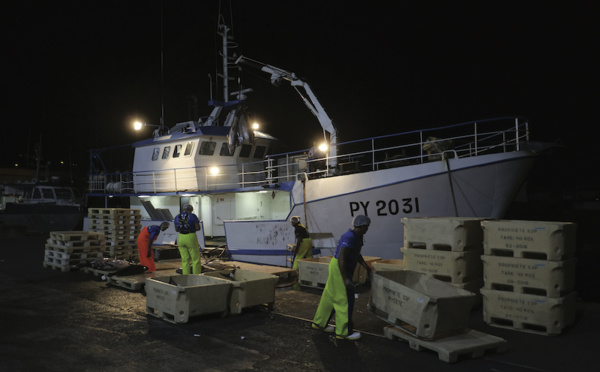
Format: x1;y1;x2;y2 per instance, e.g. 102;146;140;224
400;217;484;295
88;208;142;260
480;220;578;335
43;231;106;272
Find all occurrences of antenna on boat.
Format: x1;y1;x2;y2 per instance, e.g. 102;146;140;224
217;14;231;103
160;0;165;129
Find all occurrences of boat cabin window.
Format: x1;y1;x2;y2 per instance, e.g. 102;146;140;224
184;142;194;156
220;143;233;156
199;141;216;156
42;188;54;199
239;144;252;158
173;144;182;158
55;188;72;199
152;148;160;161
253;145;266;159
32;188;42;199
162;146;171;159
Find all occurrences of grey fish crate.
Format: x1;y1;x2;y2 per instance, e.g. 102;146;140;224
369;270;477;340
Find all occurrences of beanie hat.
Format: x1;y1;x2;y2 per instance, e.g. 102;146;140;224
352;215;371;227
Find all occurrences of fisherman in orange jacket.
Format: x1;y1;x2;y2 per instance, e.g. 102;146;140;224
137;222;170;272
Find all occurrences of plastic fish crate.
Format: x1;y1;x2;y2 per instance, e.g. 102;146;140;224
482;255;576;298
401;248;483;283
480;288;577;335
297;256;380;288
401;217;484;251
369;270;477;340
145;274;231;323
372;259;404;272
204;269;279;314
452;279;484;297
481;220;577;260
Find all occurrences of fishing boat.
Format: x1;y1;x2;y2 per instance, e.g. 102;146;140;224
86;17;548;266
1;177;84;233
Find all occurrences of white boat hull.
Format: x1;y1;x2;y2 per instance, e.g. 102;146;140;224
225;150;537;266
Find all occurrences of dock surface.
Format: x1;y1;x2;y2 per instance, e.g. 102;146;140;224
1;233;599;371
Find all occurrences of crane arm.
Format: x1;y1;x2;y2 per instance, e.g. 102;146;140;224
234;55;337;141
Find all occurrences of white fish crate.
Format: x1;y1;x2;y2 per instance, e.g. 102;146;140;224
369;270;478;340
482;255;576;298
480;288;577;335
372;259;404;272
204;269;279;314
146;274;232;324
297;256;380;288
481;220;577;260
401;217;484;251
401;247;483;284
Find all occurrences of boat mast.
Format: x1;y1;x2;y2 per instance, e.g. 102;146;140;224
160;1;165;127
217;15;230;103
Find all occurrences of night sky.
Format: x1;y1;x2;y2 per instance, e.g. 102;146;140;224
3;1;595;184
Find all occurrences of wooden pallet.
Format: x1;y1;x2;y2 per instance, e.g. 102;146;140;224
44;250;103;261
81;266;113;277
89;224;140;233
299;280;326;289
88;208;141;217
106;269;179;291
42;261;72;272
45;243;106;254
105;239;137;247
384;326;507;363
49;231;105;241
47;237;105;248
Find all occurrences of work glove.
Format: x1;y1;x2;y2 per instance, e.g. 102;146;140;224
344;278;356;293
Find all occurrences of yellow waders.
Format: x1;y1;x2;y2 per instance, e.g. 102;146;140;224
292;237;312;290
292;237;313;270
177;233;201;275
312;257;351;338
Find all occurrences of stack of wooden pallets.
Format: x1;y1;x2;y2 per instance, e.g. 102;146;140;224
43;231;106;272
88;208;142;260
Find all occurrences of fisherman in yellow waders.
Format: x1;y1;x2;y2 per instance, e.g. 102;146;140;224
174;204;202;275
291;216;313;290
312;215;373;341
291;216;312;270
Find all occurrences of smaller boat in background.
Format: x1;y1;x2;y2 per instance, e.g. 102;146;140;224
1;177;85;234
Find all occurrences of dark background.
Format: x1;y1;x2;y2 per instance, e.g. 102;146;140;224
2;1;595;184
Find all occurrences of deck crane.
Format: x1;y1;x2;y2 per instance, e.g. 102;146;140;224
234;55;338;171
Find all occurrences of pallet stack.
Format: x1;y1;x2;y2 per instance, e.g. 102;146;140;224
43;231;106;272
480;220;578;335
88;208;142;260
400;217;484;295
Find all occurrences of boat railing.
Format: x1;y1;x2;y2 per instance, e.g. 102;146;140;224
87;117;530;195
267;116;529;182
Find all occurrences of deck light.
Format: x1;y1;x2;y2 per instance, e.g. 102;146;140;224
318;142;328;153
252;122;260;130
133;119;170;137
210;166;220;175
